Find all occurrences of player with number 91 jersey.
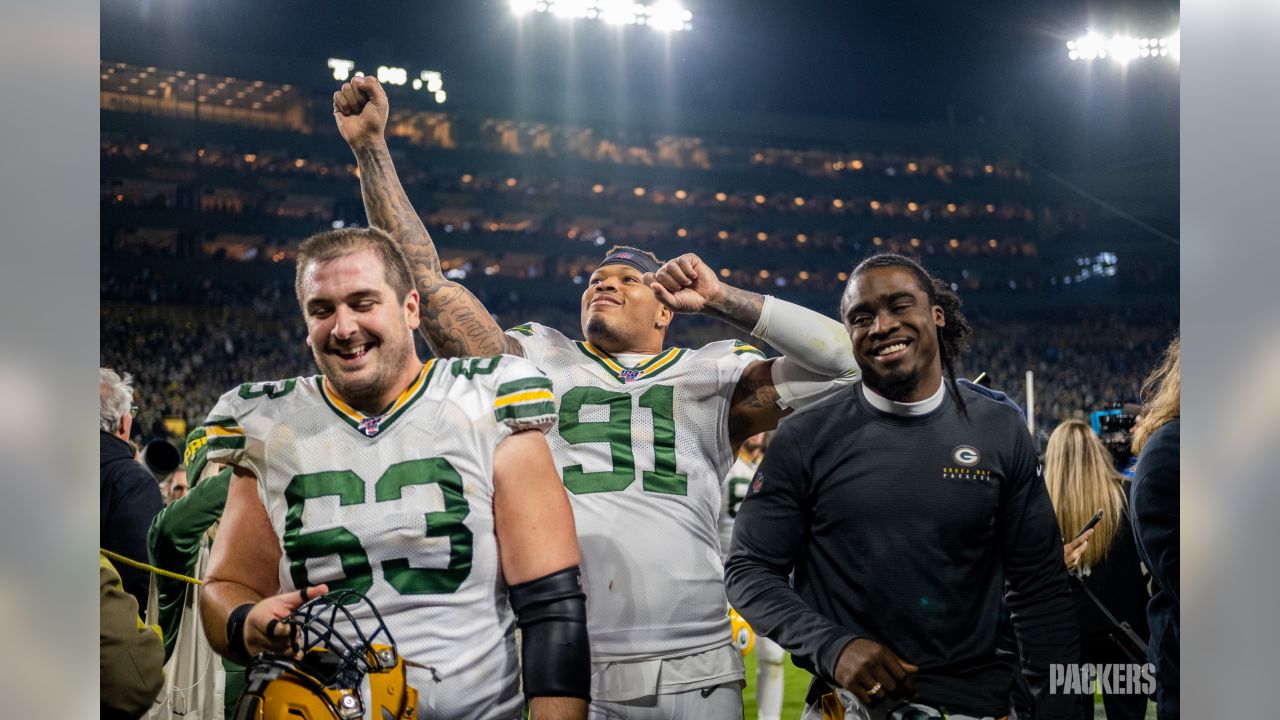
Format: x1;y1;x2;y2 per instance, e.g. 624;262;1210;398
507;321;763;662
202;354;556;720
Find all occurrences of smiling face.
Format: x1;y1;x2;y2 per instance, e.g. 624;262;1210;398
299;249;422;413
841;265;945;402
579;262;672;353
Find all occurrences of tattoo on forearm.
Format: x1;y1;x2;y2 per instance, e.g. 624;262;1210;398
728;367;785;447
419;283;523;358
353;142;517;359
352;142;440;279
704;284;765;333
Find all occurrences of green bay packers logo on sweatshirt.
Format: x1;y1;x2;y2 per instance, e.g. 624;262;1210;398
952;445;980;466
943;445;992;483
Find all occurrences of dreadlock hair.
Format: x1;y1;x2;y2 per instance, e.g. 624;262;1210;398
842;253;974;415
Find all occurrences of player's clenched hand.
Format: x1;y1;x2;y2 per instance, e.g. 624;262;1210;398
333;75;389;148
834;637;918;706
642;253;723;314
242;584;329;657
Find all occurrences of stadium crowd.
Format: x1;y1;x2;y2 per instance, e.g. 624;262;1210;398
102;283;1174;451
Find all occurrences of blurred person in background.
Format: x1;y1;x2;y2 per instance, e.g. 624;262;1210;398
1129;337;1179;720
101;367;164;610
148;427;243;717
161;466;188;504
718;432;787;720
100;552;164;719
1044;419;1151;720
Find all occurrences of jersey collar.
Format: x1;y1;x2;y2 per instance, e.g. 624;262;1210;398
320;359;438;437
574;341;686;384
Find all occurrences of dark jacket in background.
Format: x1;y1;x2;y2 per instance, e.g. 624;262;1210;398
101;430;164;611
1130;419;1179;720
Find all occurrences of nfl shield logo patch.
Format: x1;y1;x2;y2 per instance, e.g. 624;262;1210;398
358;415;384;437
619;369;642;383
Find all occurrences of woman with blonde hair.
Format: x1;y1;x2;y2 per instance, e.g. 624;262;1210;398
1044;419;1151;720
1130;336;1180;720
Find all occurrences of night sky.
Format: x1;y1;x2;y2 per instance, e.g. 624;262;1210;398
101;0;1180;171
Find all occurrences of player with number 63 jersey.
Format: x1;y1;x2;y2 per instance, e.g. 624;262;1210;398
199;227;590;720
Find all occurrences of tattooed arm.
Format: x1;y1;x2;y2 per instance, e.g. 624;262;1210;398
727;360;789;453
333;75;523;358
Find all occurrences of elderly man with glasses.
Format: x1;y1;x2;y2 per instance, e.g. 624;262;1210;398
100;367;164;611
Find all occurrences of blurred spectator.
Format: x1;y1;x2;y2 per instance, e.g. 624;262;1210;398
162;467;188;504
100;367;164;610
100;553;165;719
1044;419;1151;720
148;428;243;717
1130;337;1180;720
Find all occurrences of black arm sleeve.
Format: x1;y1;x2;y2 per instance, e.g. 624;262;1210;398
724;425;857;685
998;423;1080;720
509;566;590;701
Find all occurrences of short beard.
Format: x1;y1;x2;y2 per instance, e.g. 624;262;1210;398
865;367;921;402
315;337;412;413
585;315;625;348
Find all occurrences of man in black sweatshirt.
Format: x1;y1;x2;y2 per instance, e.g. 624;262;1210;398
725;254;1078;720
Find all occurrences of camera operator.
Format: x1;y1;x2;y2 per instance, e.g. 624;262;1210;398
1044;420;1151;720
1095;403;1142;477
1129;338;1180;720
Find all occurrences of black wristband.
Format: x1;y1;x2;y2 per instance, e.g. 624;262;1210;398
226;603;254;658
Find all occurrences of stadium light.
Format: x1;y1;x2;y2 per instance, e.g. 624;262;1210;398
552;0;592;19
514;0;691;31
596;0;634;24
1066;28;1179;63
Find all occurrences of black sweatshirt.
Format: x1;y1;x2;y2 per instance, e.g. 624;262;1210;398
725;382;1079;719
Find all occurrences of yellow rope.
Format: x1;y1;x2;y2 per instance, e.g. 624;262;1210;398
99;548;204;586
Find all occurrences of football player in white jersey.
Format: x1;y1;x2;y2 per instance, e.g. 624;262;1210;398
334;76;858;720
199;227;591;720
717;433;787;720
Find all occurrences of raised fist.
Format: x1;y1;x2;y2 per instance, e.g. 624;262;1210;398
333;75;389;148
642;253;723;314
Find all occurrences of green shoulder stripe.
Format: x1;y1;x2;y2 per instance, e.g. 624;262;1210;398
205;435;246;452
733;343;767;359
495;401;557;423
496;377;552;397
507;323;535;337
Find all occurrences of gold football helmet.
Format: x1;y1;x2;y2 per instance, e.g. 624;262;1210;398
233;591;419;720
729;607;756;656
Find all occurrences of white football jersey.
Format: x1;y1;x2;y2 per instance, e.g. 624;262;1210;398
717;456;761;562
203;355;556;720
506;322;765;662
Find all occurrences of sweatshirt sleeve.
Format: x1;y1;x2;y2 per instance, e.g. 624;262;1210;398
998;420;1081;720
724;422;857;685
147;467;231;660
100;555;165;717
